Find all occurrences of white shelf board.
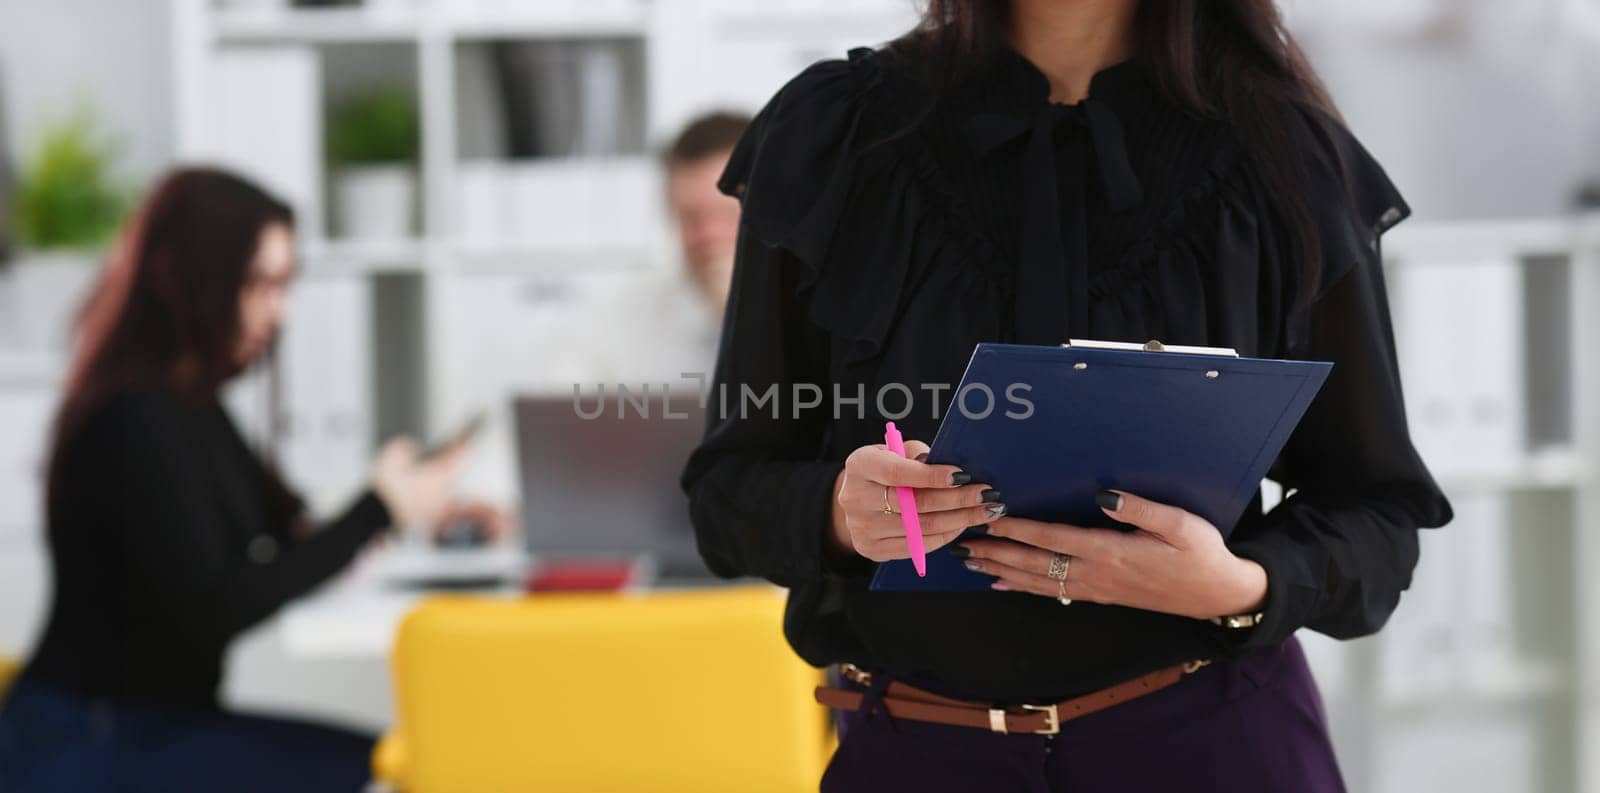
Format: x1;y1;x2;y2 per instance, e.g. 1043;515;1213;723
452;241;659;273
1431;446;1589;492
447;14;649;40
211;5;648;45
1384;217;1577;262
1378;657;1569;711
212;6;423;43
300;236;662;275
712;10;917;40
301;237;434;275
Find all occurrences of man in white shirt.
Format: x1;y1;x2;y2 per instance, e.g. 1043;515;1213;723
438;113;752;536
588;111;750;388
662;111;748;318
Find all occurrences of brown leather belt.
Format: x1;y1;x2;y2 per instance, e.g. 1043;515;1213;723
815;658;1212;735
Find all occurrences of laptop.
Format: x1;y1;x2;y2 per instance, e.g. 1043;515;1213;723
513;391;717;582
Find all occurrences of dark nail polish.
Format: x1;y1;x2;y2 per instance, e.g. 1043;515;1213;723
948;545;971;559
950;471;973;486
981;488;1002;503
965;524;989;536
986;503;1007;517
1096;490;1123;512
915;452;929;462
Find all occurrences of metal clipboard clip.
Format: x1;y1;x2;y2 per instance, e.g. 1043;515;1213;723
1059;338;1238;379
1060;338;1241;358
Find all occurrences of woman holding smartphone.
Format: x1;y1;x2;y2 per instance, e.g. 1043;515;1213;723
0;168;464;792
682;1;1452;790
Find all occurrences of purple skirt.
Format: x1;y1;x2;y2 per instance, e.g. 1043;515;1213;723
822;635;1345;793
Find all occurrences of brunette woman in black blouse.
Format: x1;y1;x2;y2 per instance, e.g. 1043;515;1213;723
0;169;465;792
681;1;1452;790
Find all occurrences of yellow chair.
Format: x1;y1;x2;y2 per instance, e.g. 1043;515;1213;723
0;653;18;701
375;585;832;793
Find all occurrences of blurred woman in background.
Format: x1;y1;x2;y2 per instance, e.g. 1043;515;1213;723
0;167;464;792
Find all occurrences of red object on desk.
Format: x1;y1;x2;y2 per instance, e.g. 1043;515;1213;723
523;559;642;592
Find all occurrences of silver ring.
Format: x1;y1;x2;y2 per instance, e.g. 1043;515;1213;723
881;485;896;515
1049;553;1073;606
1047;553;1071;581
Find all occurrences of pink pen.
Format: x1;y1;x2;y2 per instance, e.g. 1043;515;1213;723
883;421;927;577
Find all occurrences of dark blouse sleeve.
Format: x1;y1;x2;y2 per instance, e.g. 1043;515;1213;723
1205;109;1454;656
680;229;862;586
94;393;392;649
680;54;885;586
714;52;877;272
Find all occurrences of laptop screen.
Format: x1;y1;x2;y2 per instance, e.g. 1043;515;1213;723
512;391;712;578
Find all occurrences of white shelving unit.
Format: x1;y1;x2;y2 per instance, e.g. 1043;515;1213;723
1568;215;1600;793
170;0;668;485
165;0;918;508
1325;215;1600;793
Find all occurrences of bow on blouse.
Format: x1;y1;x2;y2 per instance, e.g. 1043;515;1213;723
965;98;1143;344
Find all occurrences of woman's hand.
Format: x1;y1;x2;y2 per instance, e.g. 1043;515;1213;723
956;489;1268;620
829;439;1008;562
371;437;468;534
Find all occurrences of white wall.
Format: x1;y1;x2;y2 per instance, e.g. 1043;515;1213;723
1288;0;1600;220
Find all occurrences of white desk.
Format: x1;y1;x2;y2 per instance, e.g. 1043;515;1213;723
277;540;531;660
276;541;715;660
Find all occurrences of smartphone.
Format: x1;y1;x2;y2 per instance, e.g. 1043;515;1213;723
421;411;486;460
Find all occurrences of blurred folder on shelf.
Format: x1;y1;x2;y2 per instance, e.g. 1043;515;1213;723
1391;257;1526;478
203;47;322;240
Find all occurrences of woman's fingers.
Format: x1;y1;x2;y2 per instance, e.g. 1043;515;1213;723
960;551;1092;601
959;538;1055;575
375;436;421;472
436;438;472;467
851;444;967;489
850;473;999;515
854;501;1007;542
849;478;989;517
1098;489;1202;543
854;525;969;561
838;438;995;562
908;483;1001;514
985;516;1105;558
845;500;1005;562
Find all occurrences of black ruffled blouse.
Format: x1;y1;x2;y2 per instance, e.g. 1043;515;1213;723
680;43;1454;703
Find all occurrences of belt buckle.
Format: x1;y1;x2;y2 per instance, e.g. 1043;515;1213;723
840;663;872;686
1021;703;1060;735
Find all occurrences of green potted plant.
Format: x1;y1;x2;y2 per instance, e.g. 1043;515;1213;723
327;85;419;240
11;109;127;252
2;108;128;351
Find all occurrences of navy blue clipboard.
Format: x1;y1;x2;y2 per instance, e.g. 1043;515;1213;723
870;341;1332;592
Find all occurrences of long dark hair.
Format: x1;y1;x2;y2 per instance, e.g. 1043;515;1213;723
45;167;302;522
901;0;1338;320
